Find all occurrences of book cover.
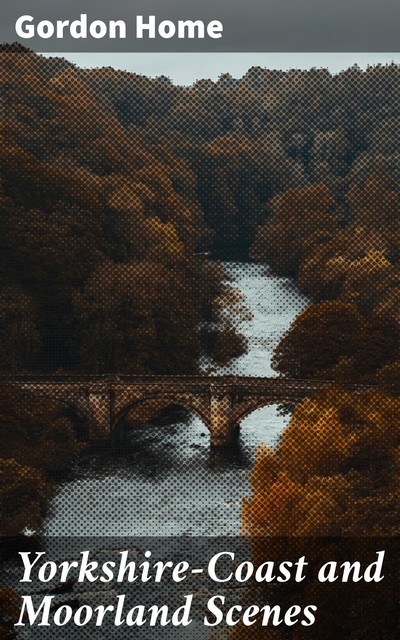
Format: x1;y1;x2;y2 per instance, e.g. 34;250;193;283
1;1;399;637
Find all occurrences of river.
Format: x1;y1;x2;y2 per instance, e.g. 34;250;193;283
44;262;308;537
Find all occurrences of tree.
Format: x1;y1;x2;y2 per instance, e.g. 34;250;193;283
251;185;337;276
73;260;202;374
0;286;41;371
0;378;82;474
233;387;400;640
272;301;366;379
0;457;46;536
347;173;400;231
242;386;400;537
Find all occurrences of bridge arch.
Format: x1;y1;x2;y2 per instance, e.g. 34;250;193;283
230;397;294;433
20;392;91;441
111;393;212;435
61;402;92;441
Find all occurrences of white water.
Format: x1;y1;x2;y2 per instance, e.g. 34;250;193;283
44;262;308;536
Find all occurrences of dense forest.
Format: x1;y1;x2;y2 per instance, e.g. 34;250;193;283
1;44;400;581
1;45;249;377
1;45;400;378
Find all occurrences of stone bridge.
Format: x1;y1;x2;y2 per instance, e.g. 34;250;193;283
11;375;367;447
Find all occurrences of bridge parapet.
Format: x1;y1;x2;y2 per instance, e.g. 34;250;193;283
10;375;374;446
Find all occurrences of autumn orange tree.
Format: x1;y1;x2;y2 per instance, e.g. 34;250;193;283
232;388;400;640
243;387;400;536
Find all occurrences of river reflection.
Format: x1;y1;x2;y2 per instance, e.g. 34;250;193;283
44;262;308;537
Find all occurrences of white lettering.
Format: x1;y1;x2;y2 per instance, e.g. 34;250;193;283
38;562;57;583
158;20;176;39
109;20;126;39
302;605;317;626
136;16;223;39
208;552;234;582
177;20;205;38
15;596;53;626
15;15;34;38
207;20;223;38
204;596;225;626
36;21;54;39
89;21;108;39
19;552;46;583
56;21;70;38
74;605;92;626
136;15;156;38
15;14;127;40
53;605;72;626
78;551;99;582
70;15;87;38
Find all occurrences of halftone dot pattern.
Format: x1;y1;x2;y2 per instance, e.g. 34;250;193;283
1;44;400;637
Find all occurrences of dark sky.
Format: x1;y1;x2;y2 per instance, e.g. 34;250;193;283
2;0;400;52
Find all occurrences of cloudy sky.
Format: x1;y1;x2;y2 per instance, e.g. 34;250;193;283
54;52;400;86
3;0;400;55
3;0;400;84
